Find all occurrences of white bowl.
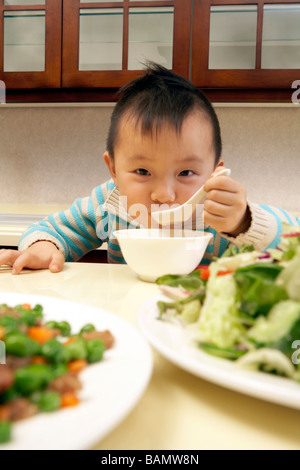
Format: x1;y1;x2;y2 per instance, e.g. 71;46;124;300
113;229;213;282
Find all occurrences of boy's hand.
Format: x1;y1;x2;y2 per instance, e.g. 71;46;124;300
203;170;250;236
0;241;65;274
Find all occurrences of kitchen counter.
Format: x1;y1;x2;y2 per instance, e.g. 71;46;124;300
0;206;108;257
1;262;300;450
0;204;68;247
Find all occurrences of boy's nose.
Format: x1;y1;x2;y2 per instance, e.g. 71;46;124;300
151;183;176;204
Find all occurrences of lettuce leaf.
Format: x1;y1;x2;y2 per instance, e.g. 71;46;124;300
156;269;205;292
219;243;255;258
247;300;300;345
198;273;246;348
276;250;300;301
234;263;288;317
157;288;205;323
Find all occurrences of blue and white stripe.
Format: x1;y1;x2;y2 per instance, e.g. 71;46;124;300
19;179;300;264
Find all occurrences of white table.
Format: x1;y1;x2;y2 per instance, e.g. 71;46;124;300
1;262;300;450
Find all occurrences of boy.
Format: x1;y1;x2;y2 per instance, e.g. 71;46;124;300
0;63;299;274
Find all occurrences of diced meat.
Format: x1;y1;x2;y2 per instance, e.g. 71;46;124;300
0;326;5;341
5;355;31;371
18;323;29;334
82;330;114;349
0;398;39;422
0;404;11;421
0;365;15;393
49;373;82;394
8;398;39;421
48;328;61;338
0;306;19;319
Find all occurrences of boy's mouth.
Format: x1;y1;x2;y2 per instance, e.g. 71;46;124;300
150;203;181;213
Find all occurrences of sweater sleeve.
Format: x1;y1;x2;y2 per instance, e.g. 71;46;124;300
222;201;300;252
18;183;112;261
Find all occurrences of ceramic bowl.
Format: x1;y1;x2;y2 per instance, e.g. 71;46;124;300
113;228;213;282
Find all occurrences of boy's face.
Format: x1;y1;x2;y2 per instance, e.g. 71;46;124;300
104;112;221;227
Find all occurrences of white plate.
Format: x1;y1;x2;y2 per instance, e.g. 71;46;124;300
137;294;300;410
0;292;153;450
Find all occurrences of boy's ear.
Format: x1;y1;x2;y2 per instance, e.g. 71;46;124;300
103;151;118;186
216;158;225;168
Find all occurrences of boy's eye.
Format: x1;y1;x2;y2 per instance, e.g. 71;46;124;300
179;170;194;177
135;168;150;176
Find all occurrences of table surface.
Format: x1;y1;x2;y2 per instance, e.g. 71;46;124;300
1;262;300;451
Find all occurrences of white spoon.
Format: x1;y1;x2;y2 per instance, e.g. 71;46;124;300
151;168;231;226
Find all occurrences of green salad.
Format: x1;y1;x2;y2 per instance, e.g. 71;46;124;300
156;223;300;381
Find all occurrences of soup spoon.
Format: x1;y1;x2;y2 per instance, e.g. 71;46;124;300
151;168;231;226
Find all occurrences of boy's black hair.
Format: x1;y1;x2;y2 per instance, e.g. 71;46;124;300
106;62;222;164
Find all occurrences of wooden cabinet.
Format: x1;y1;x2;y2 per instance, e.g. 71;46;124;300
0;0;62;89
1;0;299;101
191;0;300;100
62;0;191;88
0;0;191;96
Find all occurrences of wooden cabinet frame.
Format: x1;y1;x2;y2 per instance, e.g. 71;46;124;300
1;0;299;101
0;0;62;89
191;0;300;89
62;0;191;88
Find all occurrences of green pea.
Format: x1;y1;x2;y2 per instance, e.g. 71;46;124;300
86;339;105;363
15;364;54;395
45;320;71;337
0;421;11;444
58;321;71;337
0;316;18;334
62;337;87;363
31;390;61;412
21;304;43;325
45;320;59;330
41;338;64;364
0;385;19;405
79;323;95;334
14;305;37;326
51;363;68;378
20;311;37;326
5;332;40;357
31;304;43;321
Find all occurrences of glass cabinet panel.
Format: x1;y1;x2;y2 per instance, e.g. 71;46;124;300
209;5;257;69
4;1;45;4
79;8;123;71
262;3;300;69
128;7;173;70
62;0;190;88
3;10;45;72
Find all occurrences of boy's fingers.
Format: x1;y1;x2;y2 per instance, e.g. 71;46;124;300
0;249;21;267
11;252;32;274
1;244;64;275
12;250;64;274
49;252;65;273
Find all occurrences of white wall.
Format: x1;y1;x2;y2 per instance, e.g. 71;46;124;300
0;103;299;213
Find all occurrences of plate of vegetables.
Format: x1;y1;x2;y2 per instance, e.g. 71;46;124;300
137;223;300;409
0;293;153;449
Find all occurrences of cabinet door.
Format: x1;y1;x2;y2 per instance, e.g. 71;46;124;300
191;0;300;89
62;0;191;88
0;0;62;89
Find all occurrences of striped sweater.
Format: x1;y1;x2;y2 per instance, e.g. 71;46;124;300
19;178;300;264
